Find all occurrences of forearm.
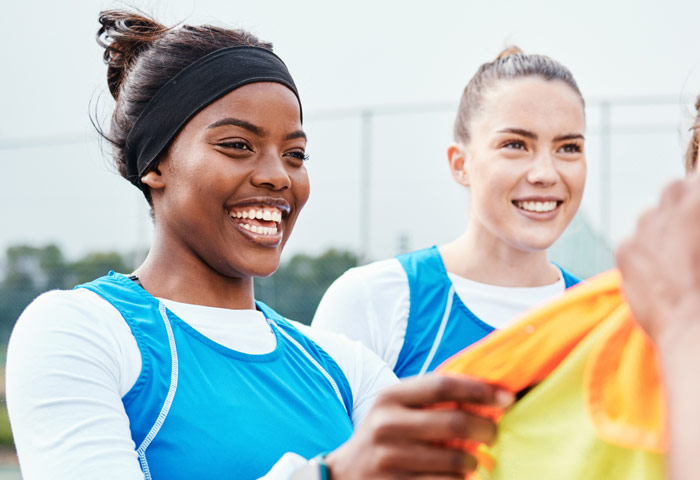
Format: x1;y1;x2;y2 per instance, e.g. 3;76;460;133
654;315;700;480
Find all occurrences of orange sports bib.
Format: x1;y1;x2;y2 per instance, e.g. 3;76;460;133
438;269;667;479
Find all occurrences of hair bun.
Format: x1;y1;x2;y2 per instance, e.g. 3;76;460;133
97;10;169;99
495;46;524;61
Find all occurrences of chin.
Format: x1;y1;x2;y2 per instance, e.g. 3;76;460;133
521;242;556;253
512;234;560;253
244;253;283;278
251;265;280;278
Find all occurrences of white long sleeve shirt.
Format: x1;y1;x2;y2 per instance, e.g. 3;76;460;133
313;258;567;370
6;288;398;480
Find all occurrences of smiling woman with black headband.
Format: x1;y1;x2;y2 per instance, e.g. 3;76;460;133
5;9;512;480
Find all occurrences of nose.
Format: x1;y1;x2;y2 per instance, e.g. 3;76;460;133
251;151;292;191
526;152;559;187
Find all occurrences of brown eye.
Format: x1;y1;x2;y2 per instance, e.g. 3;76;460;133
559;143;582;153
219;141;252;151
503;140;527;150
285;150;309;162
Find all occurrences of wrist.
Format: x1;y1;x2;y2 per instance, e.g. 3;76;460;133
652;300;700;352
322;451;337;480
290;453;330;480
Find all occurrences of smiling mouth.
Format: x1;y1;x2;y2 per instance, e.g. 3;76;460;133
513;200;562;213
227;206;283;236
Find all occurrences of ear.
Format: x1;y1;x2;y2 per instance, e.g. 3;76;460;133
447;143;470;187
140;167;166;191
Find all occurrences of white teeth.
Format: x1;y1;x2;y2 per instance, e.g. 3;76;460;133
229;207;284;230
516;201;558;213
238;223;278;236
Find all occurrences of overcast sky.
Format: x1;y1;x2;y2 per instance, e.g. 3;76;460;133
1;0;698;264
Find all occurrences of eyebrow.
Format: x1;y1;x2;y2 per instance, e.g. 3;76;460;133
497;128;585;142
207;117;265;135
285;130;307;141
497;128;538;140
553;133;585;142
206;117;306;141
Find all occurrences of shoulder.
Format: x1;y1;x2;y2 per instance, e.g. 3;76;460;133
294;320;373;365
7;289;144;479
15;288;124;328
312;258;410;341
338;257;408;287
319;258;409;305
313;258;412;368
8;288;139;393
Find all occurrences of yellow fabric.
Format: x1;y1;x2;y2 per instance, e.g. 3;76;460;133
437;270;667;479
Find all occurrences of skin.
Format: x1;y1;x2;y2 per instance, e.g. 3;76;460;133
136;82;310;309
617;146;700;480
442;77;586;286
130;81;514;477
326;375;514;479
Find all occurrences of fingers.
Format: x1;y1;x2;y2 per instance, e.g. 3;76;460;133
377;374;514;409
371;407;497;445
408;476;468;480
367;443;477;476
326;374;504;479
658;179;688;208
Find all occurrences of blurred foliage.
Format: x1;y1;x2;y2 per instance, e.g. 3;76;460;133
0;244;135;345
0;403;12;448
0;244;357;344
255;248;358;325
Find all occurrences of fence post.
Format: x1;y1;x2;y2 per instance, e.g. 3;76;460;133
360;110;373;264
599;101;612;269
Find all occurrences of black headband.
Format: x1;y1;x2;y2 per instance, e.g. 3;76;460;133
124;45;301;189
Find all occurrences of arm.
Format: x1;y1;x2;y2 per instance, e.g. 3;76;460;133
259;375;512;479
325;374;513;479
312;260;409;370
6;290;145;480
617;177;700;480
297;323;513;478
8;290;507;480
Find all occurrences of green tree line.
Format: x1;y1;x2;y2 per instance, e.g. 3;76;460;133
0;244;358;345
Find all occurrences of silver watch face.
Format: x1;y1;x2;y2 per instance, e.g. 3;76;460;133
290;459;321;480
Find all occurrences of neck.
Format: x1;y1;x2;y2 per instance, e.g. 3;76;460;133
132;232;255;310
439;226;560;287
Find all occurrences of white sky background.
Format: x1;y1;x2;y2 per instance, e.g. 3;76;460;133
1;0;699;265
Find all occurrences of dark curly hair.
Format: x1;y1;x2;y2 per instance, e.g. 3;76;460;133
95;9;272;202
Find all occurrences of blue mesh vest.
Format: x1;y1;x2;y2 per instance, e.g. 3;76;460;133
77;272;354;479
394;246;579;378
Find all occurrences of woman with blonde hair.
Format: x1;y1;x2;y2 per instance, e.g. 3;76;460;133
314;48;586;378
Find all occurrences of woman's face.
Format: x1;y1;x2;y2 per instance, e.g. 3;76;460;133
453;77;586;253
146;82;309;278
